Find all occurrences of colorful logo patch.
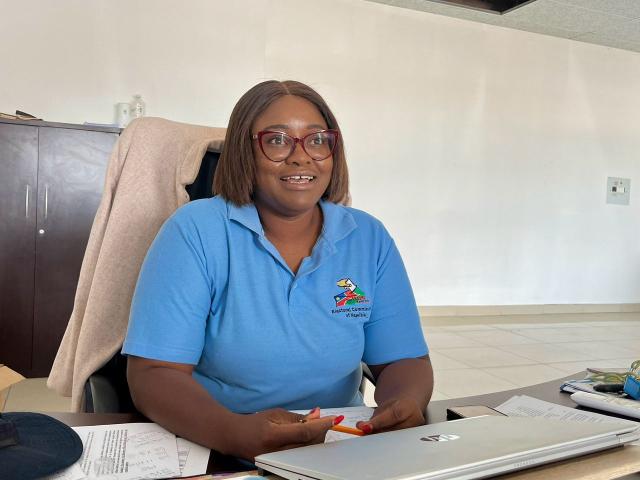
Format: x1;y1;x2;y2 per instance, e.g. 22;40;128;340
334;278;369;307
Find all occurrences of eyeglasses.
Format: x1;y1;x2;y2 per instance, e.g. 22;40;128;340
251;129;339;162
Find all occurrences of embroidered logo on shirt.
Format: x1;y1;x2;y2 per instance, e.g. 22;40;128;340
334;278;369;307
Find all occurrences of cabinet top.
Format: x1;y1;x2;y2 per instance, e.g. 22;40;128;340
0;117;122;134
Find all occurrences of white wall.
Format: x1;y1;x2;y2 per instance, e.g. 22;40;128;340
2;0;640;305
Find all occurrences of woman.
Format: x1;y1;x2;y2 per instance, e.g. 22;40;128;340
123;80;433;460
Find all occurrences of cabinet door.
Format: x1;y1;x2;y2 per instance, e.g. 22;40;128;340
32;128;118;376
0;124;38;376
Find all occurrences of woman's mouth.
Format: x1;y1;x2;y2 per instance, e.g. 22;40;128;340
280;175;316;184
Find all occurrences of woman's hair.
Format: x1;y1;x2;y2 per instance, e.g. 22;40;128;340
213;80;349;205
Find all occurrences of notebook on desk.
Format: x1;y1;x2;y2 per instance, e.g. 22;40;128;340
255;415;640;480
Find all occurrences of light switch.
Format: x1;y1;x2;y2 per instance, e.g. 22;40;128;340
607;177;631;205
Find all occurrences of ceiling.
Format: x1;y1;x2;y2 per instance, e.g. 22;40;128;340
365;0;640;53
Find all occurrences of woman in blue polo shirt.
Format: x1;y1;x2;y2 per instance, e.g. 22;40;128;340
123;80;433;460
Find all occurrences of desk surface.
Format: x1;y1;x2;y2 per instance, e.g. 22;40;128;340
48;372;640;479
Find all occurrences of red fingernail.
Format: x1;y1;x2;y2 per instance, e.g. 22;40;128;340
360;424;373;434
308;406;319;415
333;415;345;426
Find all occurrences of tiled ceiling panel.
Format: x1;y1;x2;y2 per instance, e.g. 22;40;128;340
365;0;640;53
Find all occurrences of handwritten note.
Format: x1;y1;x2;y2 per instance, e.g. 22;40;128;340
291;406;374;442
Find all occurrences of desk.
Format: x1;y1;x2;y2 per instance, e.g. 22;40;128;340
49;373;640;479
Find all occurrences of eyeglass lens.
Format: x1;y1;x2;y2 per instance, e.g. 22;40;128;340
260;131;336;162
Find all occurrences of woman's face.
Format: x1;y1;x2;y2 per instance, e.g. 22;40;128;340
251;95;333;217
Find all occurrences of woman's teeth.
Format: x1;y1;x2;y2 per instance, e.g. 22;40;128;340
281;175;315;183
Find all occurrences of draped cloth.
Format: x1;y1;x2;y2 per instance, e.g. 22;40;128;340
47;117;226;411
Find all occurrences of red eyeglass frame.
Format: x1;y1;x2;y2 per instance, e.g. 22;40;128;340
251;129;339;162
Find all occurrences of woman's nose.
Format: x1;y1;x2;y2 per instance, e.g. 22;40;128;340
285;140;311;165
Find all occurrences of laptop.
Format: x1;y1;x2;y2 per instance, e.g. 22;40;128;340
255;416;640;480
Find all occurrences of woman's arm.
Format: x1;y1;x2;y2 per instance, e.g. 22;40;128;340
357;355;434;434
127;356;337;460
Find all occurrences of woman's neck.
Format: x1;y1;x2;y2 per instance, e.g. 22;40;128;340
256;203;323;245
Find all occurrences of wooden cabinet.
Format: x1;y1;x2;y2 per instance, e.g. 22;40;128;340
0;120;119;377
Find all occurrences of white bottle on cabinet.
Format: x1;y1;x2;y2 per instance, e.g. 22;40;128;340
130;94;146;119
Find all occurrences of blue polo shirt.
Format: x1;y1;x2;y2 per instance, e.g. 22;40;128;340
122;197;428;413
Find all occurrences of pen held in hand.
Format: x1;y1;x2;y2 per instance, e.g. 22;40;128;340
330;424;365;436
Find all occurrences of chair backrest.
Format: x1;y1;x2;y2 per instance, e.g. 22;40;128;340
85;150;220;413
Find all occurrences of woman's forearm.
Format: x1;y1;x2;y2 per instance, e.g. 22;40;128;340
372;356;434;410
127;361;238;454
127;357;339;460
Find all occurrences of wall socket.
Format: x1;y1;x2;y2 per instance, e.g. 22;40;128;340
606;177;631;205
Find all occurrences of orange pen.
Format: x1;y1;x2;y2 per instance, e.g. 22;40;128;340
331;424;365;436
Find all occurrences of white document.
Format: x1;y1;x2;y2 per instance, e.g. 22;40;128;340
176;437;210;477
496;395;640;446
291;406;374;442
496;395;636;425
324;430;357;442
44;423;181;480
315;406;374;427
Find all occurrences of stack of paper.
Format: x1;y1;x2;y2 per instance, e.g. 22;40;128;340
46;423;210;479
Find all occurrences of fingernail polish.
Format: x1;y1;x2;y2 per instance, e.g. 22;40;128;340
308;406;319;415
360;424;373;434
333;415;345;426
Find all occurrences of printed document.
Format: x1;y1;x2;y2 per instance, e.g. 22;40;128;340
495;394;636;425
496;394;640;446
44;423;210;479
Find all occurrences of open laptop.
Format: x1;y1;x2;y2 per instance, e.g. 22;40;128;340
255;416;640;480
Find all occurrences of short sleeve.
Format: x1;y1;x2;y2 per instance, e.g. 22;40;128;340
362;238;428;365
122;214;212;364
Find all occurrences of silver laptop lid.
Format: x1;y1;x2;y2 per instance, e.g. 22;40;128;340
255;416;639;480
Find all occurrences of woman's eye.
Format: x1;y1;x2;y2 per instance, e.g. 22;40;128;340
267;134;287;146
310;135;325;146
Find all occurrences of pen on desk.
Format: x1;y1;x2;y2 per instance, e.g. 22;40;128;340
331;424;365;436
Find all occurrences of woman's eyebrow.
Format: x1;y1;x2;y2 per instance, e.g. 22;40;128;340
264;124;289;130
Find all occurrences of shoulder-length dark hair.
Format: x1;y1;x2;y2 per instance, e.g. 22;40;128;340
213;80;349;205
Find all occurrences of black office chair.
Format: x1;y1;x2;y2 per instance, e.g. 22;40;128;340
84;148;375;412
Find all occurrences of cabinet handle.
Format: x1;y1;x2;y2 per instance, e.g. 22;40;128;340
25;184;30;218
44;184;49;220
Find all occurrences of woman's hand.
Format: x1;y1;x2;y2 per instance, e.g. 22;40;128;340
226;407;340;460
358;356;433;434
356;397;425;434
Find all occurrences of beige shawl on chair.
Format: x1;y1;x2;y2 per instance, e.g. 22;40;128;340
47;117;226;411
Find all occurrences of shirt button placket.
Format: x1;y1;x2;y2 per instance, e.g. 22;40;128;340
289;281;297;306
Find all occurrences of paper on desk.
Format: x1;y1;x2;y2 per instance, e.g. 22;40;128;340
496;395;640;446
291;406;374;442
44;423;181;479
177;437;210;477
496;395;637;425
